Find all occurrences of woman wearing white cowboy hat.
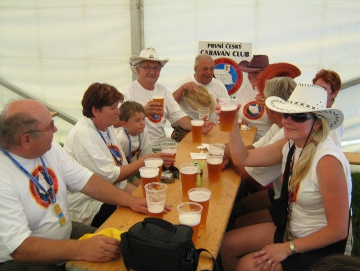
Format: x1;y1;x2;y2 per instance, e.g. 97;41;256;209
121;48;215;150
219;84;352;271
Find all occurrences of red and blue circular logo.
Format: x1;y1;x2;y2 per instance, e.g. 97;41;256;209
214;57;243;96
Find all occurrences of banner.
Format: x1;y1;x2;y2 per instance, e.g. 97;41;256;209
198;41;252;97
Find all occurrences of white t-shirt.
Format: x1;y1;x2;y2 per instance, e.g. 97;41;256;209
246;124;283;199
0;142;92;263
64;117;128;225
236;83;272;141
121;80;187;146
116;127;153;163
174;74;230;122
284;137;352;238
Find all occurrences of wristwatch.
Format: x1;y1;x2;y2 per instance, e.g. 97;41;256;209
289;241;296;254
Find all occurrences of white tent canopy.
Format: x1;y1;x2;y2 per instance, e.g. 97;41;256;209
1;0;359;152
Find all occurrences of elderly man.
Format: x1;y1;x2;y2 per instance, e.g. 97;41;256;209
171;54;230;141
121;48;214;150
0;99;148;270
236;54;272;141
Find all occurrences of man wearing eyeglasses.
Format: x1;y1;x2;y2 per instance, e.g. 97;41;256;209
121;48;214;151
0;99;149;270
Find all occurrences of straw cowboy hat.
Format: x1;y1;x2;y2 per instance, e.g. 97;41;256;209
129;48;170;74
257;62;301;93
183;85;216;114
265;83;344;130
238;55;269;73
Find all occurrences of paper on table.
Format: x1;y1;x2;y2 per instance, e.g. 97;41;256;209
196;143;209;150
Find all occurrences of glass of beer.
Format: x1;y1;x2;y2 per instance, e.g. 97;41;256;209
144;158;163;182
218;98;238;132
139;166;159;196
177;202;203;244
161;141;177;159
179;163;199;199
191;120;204;143
188;188;211;228
145;182;167;219
198;107;210;121
152;89;165;107
207;156;222;182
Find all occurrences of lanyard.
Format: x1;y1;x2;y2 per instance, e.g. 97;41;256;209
97;128;123;166
123;128;141;163
0;145;56;203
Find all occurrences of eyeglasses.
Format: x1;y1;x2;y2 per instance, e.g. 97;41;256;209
138;65;162;72
282;113;316;123
25;120;56;135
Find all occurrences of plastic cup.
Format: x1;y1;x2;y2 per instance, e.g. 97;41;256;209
152;89;165;107
208;143;225;159
145;182;167;219
177;202;203;244
188;188;211;228
179;163;199;199
218;98;238;132
191;120;204;143
161;141;177;159
139;166;159;196
144;158;163;182
198;107;210;121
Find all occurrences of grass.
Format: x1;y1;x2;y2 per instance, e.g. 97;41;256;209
352;171;360;258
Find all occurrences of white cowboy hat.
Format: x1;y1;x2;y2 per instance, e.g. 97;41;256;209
129;48;170;74
265;83;344;130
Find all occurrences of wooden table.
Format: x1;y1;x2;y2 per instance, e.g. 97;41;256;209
66;125;257;271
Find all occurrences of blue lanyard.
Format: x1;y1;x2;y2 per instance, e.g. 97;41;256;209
0;145;56;203
97;127;123;166
123;128;141;163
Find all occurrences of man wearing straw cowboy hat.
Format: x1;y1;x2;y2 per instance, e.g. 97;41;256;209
121;48;214;150
171;53;230;142
236;54;272;141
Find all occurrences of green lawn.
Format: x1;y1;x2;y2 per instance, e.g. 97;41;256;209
352;171;360;258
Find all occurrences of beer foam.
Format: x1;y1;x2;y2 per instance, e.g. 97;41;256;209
148;204;164;214
179;213;201;226
145;159;163;167
207;157;222;165
180;166;198;175
221;104;237;111
191;120;204;126
189;191;210;202
153;95;164;99
139;167;159;178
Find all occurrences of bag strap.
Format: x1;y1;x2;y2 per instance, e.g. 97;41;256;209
196;248;220;271
141;217;176;232
274;143;295;243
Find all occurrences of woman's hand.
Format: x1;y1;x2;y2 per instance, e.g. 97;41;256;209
252;243;291;271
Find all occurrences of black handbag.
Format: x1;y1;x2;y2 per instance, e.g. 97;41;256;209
120;217;217;271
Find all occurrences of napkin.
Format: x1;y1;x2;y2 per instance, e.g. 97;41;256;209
196;143;209;150
78;228;125;241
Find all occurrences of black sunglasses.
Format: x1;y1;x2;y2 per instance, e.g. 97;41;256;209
282;113;316;123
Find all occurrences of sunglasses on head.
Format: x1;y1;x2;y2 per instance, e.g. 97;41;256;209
282;113;316;123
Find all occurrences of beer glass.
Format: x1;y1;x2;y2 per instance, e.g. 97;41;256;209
198;107;210;121
207;156;222;182
179;163;199;199
161;141;177;159
188;188;211;228
177;202;203;244
218;98;238;132
191;120;204;143
139;166;159;196
144;158;163;182
145;182;167;219
152;89;165;107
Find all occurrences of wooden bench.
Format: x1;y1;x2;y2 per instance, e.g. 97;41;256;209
344;152;360;165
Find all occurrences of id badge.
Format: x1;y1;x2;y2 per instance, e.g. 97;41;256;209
54;203;66;226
